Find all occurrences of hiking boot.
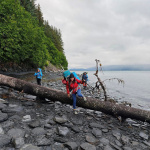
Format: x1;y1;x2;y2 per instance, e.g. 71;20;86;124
83;96;87;101
74;109;78;114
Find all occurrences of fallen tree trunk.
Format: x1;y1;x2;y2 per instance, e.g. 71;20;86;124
0;74;150;123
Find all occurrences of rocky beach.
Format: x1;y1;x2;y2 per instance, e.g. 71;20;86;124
0;71;150;150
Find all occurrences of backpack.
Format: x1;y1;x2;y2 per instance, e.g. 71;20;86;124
72;72;80;80
63;70;71;79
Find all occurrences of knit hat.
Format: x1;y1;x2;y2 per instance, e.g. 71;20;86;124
69;73;74;78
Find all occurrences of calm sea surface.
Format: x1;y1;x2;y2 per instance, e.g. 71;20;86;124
75;71;150;110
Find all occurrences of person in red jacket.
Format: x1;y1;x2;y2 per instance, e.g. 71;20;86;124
62;73;86;114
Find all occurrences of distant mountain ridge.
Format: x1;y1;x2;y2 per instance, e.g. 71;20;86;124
70;64;150;71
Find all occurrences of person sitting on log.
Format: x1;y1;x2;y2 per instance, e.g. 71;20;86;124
62;73;87;114
34;68;43;85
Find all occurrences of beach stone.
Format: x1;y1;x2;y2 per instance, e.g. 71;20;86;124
54;137;68;143
112;130;121;140
126;118;137;124
0;125;4;134
0;134;11;147
0;103;7;110
57;126;69;136
64;142;78;150
89;123;104;129
7;128;25;139
36;137;51;146
20;144;40;150
71;126;80;133
22;115;32;122
54;116;68;124
121;135;130;144
12;137;25;149
51;142;64;150
80;142;96;150
110;142;122;150
0;112;8;122
102;128;109;133
123;146;132;150
115;140;122;147
104;145;113;150
32;127;46;136
44;124;52;129
99;137;109;146
1;120;14;128
2;106;23;113
28;120;40;128
139;131;149;140
85;135;99;145
22;101;34;106
92;128;102;138
143;141;150;146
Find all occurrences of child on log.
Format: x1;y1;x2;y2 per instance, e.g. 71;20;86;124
62;73;86;114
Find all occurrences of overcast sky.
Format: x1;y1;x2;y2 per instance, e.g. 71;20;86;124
36;0;150;69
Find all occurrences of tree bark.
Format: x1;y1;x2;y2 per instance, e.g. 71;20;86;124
0;74;150;123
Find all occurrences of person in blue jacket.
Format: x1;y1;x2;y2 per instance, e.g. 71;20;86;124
34;68;43;85
82;72;88;89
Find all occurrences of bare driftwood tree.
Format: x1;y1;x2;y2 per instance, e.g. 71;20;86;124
92;59;124;102
0;74;150;123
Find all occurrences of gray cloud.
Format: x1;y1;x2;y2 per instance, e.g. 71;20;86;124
36;0;150;68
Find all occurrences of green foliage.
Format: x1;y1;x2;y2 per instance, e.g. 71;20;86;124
0;0;68;69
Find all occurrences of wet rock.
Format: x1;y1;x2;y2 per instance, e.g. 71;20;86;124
57;126;69;136
32;127;46;136
92;128;102;138
64;142;78;150
7;128;25;139
0;112;8;122
85;135;99;145
12;137;25;149
0;134;11;148
20;144;40;150
139;131;149;140
80;142;96;150
28;120;40;128
54;116;68;124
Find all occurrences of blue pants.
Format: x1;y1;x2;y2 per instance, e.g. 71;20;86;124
72;89;83;109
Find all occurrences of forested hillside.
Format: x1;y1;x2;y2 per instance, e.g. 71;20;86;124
0;0;68;70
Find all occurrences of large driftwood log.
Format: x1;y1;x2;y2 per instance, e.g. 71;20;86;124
0;74;150;123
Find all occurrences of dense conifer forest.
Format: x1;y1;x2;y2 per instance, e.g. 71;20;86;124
0;0;68;70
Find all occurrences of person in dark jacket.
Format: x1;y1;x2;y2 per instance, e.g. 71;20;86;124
82;72;88;89
34;68;43;85
62;73;86;114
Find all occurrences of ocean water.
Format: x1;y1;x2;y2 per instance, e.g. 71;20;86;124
75;71;150;110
